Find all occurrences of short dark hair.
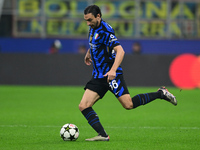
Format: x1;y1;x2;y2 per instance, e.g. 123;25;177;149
84;5;102;18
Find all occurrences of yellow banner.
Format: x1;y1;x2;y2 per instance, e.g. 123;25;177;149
15;0;198;38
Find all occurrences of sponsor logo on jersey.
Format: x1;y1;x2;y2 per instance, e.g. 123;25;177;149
109;34;117;42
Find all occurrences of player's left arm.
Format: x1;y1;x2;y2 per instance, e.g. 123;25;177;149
104;45;125;82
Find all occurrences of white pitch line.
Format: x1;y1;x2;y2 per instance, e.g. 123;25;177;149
106;126;200;130
0;125;60;128
0;125;199;130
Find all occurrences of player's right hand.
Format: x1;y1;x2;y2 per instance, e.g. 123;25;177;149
84;51;92;65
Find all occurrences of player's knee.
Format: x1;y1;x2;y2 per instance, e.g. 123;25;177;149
123;103;133;110
78;102;86;111
123;98;133;110
78;101;91;111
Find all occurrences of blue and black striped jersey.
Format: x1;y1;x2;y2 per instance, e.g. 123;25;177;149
88;19;123;79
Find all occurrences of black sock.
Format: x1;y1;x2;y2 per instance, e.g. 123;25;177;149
81;107;108;137
132;91;162;108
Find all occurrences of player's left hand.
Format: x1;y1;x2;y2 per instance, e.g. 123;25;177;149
104;70;116;82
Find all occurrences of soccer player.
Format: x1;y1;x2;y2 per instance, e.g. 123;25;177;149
79;5;177;141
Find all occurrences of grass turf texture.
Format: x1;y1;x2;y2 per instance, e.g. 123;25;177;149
0;86;199;150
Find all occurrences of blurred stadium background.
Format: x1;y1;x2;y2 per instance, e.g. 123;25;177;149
0;0;200;88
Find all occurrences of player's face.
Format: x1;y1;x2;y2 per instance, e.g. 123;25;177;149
84;13;101;28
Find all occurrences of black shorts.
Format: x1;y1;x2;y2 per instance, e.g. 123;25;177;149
84;74;129;99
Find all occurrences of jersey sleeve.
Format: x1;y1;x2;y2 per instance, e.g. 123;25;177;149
101;32;120;50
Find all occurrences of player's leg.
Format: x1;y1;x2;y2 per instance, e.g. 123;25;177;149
117;88;177;109
79;91;109;140
110;74;177;109
79;89;108;139
117;91;163;109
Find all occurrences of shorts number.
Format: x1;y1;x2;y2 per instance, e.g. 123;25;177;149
109;80;118;90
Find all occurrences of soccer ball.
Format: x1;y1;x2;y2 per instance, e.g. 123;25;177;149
60;123;79;141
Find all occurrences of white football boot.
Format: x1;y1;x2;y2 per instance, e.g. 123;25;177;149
158;86;177;106
85;135;110;141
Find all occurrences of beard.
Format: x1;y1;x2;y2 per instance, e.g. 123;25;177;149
90;20;100;29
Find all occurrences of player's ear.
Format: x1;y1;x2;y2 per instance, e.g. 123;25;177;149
96;14;101;19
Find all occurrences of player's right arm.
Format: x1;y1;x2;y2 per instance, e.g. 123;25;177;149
84;49;92;65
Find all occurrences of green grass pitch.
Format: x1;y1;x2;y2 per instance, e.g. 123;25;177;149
0;85;199;150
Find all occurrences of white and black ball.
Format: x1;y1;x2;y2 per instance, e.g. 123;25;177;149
60;123;79;141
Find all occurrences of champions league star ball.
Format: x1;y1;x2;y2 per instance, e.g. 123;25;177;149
60;124;79;141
